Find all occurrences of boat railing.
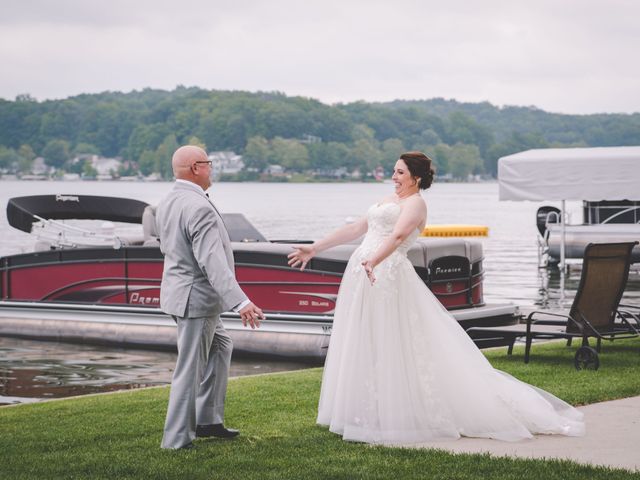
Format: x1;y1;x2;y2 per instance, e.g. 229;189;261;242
545;210;561;228
31;215;129;249
599;206;640;225
584;202;640;224
542;205;640;227
537;210;563;268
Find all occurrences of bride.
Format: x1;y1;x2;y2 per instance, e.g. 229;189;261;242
287;152;585;445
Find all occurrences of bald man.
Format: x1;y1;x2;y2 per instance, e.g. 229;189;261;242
156;145;265;450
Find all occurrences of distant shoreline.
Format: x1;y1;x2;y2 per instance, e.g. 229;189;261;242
0;176;496;184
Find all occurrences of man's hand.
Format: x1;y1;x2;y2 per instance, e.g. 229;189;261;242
239;302;265;329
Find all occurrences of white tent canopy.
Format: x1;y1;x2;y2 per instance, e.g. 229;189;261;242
498;146;640;270
498;146;640;201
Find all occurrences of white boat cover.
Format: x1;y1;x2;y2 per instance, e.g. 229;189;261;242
498;146;640;201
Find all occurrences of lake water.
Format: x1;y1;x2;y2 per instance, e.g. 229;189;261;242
0;337;311;406
1;179;639;404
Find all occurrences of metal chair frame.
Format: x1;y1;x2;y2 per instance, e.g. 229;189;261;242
468;241;639;369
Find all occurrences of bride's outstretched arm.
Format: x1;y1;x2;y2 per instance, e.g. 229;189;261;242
287;216;368;270
362;198;426;283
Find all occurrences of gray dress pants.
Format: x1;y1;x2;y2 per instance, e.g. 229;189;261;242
161;314;233;449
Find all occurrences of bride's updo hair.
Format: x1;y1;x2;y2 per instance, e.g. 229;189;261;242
399;151;435;190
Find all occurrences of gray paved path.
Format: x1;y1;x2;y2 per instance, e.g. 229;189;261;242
415;395;640;472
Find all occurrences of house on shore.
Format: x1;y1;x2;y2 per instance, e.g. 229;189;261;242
209;151;244;179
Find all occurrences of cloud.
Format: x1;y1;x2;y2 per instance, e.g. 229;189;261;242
0;0;639;114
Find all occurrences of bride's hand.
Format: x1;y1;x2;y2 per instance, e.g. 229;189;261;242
361;259;376;285
287;245;316;271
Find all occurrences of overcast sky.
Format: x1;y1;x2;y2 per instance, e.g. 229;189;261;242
1;0;639;114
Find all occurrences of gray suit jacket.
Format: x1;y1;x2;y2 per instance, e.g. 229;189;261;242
156;181;247;318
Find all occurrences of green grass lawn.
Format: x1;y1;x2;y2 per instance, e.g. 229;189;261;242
1;338;639;480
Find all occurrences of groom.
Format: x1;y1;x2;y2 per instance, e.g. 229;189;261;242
157;145;265;450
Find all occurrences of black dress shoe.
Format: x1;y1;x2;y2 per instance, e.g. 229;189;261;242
179;442;196;450
196;423;240;439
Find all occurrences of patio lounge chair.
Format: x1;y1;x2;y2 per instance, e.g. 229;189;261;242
467;242;639;370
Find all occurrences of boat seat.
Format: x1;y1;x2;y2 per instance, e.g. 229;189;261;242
143;206;482;267
142;205;160;246
117;233;146;246
411;238;483;268
232;238;483;269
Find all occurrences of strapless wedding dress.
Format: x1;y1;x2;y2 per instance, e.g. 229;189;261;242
316;202;585;444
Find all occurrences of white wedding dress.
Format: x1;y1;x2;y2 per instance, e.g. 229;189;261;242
317;202;585;445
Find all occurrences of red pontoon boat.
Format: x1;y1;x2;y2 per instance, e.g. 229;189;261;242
0;195;517;359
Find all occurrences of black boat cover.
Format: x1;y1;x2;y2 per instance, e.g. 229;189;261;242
7;195;150;233
222;213;268;242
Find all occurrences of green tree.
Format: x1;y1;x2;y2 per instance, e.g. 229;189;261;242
485;131;549;176
126;124;169;163
4;86;640;182
155;134;179;179
0;146;20;170
87;103;134;157
138;150;157;176
66;158;86;174
73;142;100;155
428;144;452;176
381;138;406;168
349;138;382;172
271;137;309;171
18;144;36;161
485;143;510;176
82;160;98;178
351;124;376;141
243;136;271;172
41;139;70;168
16;144;36;173
186;136;207;151
324;142;352;170
444;112;494;158
118;160;138;177
417;129;441;146
449;144;483;179
15;93;37;103
307;142;351;170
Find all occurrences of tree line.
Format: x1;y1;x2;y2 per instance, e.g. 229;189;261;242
0;87;639;179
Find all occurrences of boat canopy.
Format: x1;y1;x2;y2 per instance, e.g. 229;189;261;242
7;195;150;233
498;146;640;201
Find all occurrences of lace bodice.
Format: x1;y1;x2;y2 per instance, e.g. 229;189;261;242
359;202;420;256
349;202;420;283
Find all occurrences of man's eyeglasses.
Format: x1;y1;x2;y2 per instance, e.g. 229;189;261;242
194;160;213;167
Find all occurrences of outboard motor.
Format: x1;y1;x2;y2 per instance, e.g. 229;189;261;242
428;255;473;309
536;206;560;238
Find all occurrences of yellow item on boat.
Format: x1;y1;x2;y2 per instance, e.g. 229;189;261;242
421;224;489;237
